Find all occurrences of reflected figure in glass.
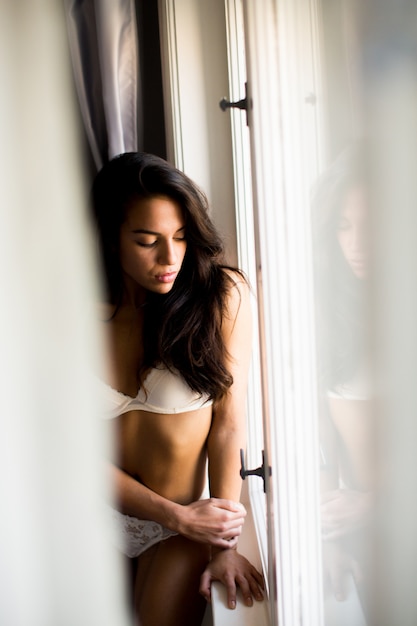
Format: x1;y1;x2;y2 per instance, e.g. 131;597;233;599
312;144;374;616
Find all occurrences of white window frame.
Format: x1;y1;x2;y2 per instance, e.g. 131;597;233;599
235;1;326;624
223;0;268;564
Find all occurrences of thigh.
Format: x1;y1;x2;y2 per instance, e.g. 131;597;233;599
133;535;210;626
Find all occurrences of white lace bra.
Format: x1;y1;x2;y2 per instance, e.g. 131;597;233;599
96;366;213;419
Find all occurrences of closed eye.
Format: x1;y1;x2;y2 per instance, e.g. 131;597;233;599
133;227;186;247
136;240;157;248
338;218;350;231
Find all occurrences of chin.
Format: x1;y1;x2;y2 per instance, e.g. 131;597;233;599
352;268;367;280
348;260;368;280
149;283;176;294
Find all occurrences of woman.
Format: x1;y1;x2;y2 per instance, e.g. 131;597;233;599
91;152;264;625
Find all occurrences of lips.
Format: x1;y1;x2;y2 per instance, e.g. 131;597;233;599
155;271;177;283
348;258;368;278
349;258;367;269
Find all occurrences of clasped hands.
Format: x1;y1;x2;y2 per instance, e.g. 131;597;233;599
321;488;373;541
175;497;265;609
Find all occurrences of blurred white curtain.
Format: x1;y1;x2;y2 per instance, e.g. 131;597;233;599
0;2;131;625
65;0;141;170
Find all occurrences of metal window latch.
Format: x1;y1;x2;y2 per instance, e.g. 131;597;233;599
219;82;250;125
240;448;270;493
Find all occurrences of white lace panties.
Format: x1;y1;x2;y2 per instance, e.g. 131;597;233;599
106;505;178;558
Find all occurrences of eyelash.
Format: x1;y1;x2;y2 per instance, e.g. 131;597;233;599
136;236;186;248
136;241;157;248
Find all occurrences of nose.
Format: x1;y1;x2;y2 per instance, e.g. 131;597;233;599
349;223;366;254
158;240;177;266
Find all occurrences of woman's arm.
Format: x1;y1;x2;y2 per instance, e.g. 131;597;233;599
207;273;252;502
202;273;265;609
108;463;246;548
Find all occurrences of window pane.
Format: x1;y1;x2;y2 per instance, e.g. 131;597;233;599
241;0;417;624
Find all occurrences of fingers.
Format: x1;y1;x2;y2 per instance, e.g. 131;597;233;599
207;524;243;547
224;576;237;610
328;569;345;602
211;536;239;549
199;553;265;611
214;519;244;540
251;567;266;592
222;520;245;538
199;571;212;604
200;572;264;610
228;526;243;538
240;569;265;605
324;545;362;602
206;502;245;543
327;559;360;602
212;499;247;516
181;499;246;544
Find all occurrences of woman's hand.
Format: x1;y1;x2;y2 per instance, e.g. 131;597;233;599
199;548;265;609
322;541;362;601
321;489;373;540
174;498;247;548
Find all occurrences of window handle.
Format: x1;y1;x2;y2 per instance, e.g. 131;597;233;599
240;448;270;493
219;82;250;125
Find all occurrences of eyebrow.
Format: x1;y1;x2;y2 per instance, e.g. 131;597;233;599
131;226;186;236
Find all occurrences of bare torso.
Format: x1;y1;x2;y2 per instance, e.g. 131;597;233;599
101;302;213;505
116;407;212;502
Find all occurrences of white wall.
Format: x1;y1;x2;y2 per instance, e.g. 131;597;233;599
159;0;238;264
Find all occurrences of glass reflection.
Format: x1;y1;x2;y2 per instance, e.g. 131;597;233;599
312;144;374;622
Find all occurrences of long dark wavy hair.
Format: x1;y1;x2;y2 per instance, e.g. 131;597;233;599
311;143;368;391
91;151;246;401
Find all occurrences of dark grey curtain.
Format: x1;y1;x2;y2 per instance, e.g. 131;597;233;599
65;0;141;170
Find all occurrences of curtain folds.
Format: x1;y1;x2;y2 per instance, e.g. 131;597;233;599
65;0;141;170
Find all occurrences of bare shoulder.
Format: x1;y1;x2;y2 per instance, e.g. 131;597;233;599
223;268;251;313
220;269;253;367
221;269;252;341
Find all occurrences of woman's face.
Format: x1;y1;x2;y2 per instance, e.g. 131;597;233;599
119;195;187;296
337;186;368;279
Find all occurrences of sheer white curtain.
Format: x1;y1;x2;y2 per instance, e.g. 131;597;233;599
65;0;141;170
0;2;130;624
